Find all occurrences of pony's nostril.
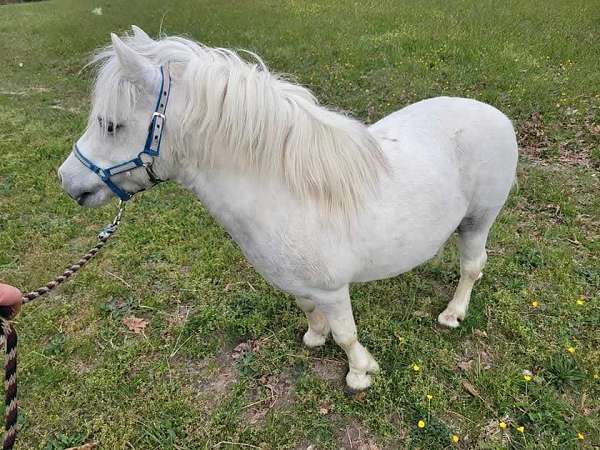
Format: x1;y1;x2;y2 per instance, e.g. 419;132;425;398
76;191;92;205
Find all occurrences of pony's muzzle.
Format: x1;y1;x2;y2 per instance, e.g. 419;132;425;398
58;154;111;207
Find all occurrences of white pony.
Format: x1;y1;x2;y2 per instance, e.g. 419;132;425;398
58;27;518;391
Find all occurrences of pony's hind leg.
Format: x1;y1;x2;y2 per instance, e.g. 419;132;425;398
295;297;330;347
438;212;497;328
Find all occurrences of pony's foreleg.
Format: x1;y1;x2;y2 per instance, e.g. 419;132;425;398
295;297;330;347
313;286;379;391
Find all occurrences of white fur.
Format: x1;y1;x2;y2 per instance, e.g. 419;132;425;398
59;28;518;390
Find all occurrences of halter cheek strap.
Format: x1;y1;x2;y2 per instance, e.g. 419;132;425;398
74;65;172;201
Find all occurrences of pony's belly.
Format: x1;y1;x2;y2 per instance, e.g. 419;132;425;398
350;237;446;283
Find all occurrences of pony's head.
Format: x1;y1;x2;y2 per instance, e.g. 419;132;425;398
58;26;173;206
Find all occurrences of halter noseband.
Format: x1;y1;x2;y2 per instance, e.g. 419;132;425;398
73;65;172;201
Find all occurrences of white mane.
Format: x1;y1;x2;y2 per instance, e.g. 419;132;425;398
89;33;389;217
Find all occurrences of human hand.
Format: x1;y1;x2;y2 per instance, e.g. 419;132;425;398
0;283;22;320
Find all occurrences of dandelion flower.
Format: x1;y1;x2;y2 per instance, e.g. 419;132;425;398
412;363;421;372
577;432;584;440
531;300;540;308
576;298;585;306
499;421;507;430
451;434;460;443
426;394;433;401
516;426;525;433
523;374;532;382
566;346;576;354
418;419;426;429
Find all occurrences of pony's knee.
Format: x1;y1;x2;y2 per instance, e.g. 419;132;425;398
332;330;357;350
461;251;487;281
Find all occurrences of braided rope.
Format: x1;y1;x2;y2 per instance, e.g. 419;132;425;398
0;201;125;449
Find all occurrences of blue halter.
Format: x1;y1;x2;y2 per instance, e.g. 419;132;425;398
73;65;172;201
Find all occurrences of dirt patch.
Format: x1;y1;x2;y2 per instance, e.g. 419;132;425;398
309;357;347;384
230;337;270;360
455;338;495;372
336;419;382;450
242;370;295;425
169;337;273;416
481;416;512;446
518;112;550;160
517;109;600;168
72;359;97;376
170;350;239;414
161;303;193;339
167;304;193;328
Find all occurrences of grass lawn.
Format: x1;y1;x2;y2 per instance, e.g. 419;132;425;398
0;0;599;448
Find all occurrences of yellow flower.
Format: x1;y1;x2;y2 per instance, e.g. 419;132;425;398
531;300;540;308
516;426;525;433
566;346;576;354
418;419;426;429
426;394;433;401
523;375;532;382
499;421;507;430
412;363;421;372
451;434;460;443
577;432;585;440
576;298;585;306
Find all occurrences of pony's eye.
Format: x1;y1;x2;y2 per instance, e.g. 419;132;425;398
108;121;123;134
97;117;122;134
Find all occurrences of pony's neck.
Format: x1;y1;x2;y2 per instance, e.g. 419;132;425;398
173;163;303;239
171;53;388;220
174;166;239;217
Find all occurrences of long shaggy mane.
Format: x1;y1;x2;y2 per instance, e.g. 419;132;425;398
90;31;389;218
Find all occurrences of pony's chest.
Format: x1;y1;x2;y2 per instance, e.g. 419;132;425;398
227;219;354;294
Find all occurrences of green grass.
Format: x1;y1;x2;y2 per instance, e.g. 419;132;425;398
1;0;599;448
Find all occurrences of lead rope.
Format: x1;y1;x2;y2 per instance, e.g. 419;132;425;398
0;201;125;450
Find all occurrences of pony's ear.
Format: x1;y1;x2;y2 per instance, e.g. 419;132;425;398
131;25;154;43
111;33;158;92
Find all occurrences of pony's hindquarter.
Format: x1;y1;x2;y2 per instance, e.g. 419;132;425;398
446;104;517;326
395;97;519;327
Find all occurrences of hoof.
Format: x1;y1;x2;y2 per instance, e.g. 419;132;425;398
344;384;364;397
345;371;372;391
303;329;327;348
438;308;464;328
